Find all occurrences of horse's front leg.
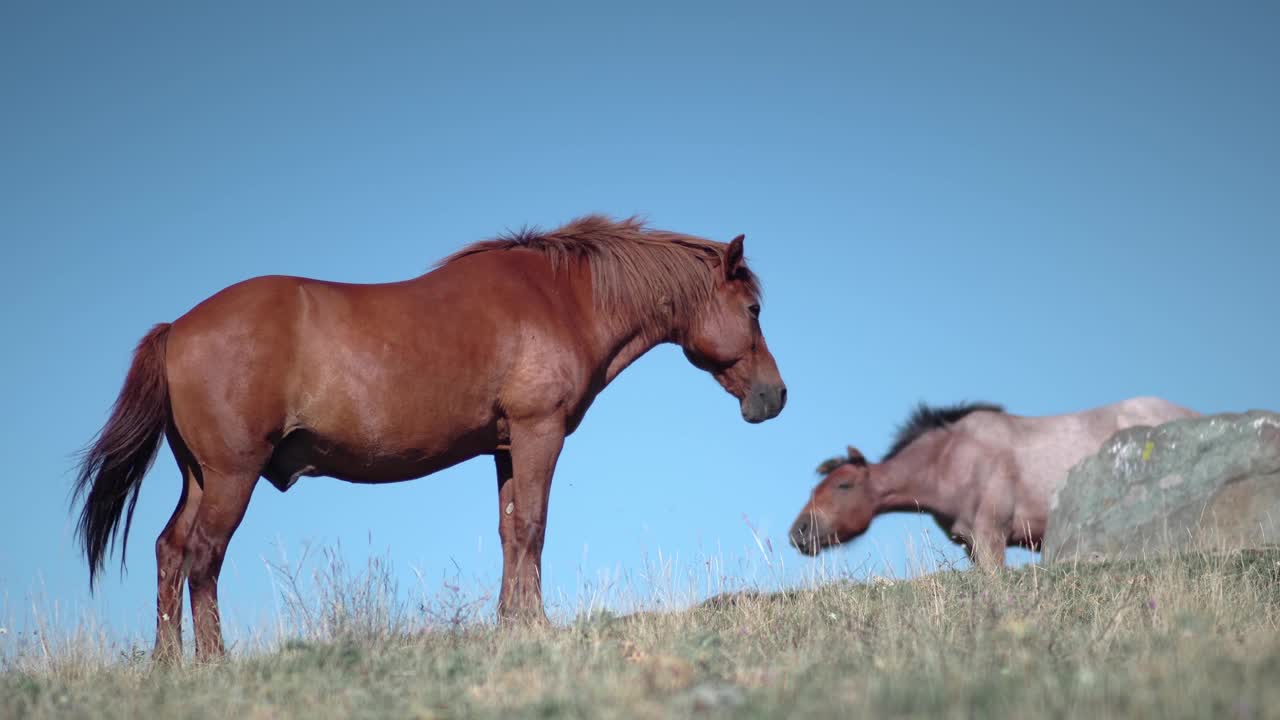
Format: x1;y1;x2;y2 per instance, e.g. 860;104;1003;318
969;472;1013;570
494;419;565;624
968;522;1008;570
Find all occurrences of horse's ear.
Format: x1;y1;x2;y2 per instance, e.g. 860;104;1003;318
725;234;745;280
846;446;867;466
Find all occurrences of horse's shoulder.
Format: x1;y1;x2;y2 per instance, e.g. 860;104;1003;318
941;421;1018;470
950;410;1019;442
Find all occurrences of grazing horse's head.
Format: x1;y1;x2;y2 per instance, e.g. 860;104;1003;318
789;446;877;556
680;235;786;423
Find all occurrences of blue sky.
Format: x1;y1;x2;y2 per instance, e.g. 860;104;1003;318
2;2;1278;642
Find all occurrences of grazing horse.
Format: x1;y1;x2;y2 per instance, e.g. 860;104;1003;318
73;215;786;662
789;397;1196;567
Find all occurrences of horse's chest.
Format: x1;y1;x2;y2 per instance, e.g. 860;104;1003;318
931;513;967;542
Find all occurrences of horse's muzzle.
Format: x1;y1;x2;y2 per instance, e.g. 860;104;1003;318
789;517;822;556
742;383;787;423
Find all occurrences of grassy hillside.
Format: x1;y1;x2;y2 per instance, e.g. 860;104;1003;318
4;548;1279;719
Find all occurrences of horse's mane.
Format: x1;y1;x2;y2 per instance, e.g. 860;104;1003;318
883;401;1004;461
438;215;760;330
815;402;1004;475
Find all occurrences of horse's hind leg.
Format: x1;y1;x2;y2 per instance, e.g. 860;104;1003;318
186;469;257;661
153;448;203;665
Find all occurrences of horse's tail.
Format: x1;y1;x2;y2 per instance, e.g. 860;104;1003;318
73;323;172;591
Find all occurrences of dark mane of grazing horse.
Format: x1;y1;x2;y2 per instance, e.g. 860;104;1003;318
439;215;761;333
882;402;1004;460
816;401;1005;473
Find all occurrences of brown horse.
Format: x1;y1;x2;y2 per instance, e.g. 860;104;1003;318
73;215;786;662
789;397;1196;567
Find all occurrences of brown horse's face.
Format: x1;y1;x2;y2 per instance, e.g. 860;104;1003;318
789;447;878;556
681;235;786;424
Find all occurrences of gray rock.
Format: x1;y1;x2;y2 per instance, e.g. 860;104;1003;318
1043;411;1280;563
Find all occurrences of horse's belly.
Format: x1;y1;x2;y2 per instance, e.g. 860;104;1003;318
263;424;496;490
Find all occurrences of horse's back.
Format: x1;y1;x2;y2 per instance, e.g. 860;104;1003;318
976;397;1196;442
164;262;533;384
1108;396;1199;426
970;396;1196;492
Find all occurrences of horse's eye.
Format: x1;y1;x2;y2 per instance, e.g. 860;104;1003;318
748;304;761;318
837;482;851;490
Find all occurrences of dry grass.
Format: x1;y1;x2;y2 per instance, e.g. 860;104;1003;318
3;546;1279;719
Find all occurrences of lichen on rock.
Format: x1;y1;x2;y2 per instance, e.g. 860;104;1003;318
1043;410;1280;563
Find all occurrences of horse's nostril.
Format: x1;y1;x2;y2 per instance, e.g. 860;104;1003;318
779;387;788;407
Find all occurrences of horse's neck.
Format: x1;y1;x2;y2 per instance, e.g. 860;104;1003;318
592;299;678;387
601;324;668;385
875;434;964;520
